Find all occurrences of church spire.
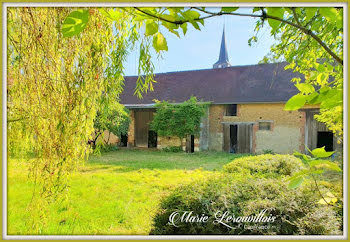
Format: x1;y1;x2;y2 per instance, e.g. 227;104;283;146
213;27;231;69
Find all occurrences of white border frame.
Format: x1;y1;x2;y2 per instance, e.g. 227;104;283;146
3;2;348;240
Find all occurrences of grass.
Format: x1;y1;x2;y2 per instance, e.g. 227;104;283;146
8;149;246;235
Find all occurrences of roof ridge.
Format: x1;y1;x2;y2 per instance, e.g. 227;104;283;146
124;61;288;77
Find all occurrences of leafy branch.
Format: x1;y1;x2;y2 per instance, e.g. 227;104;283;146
133;7;343;65
289;147;341;207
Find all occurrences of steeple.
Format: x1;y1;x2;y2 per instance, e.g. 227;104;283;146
213;27;231;69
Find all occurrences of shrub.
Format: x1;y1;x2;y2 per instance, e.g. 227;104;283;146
93;142;118;155
162;146;183;153
263;149;275;154
223;154;303;177
151;174;341;235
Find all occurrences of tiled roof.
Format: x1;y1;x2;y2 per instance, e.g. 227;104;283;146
120;62;302;105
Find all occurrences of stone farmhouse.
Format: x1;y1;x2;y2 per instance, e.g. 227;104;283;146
116;29;340;154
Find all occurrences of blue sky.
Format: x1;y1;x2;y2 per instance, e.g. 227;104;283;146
124;8;276;76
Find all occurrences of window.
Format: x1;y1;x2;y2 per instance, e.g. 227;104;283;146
259;121;272;131
226;104;237;116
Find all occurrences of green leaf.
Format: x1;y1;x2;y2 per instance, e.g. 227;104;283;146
267;18;280;33
288;176;304;189
267;7;284;18
180;23;188;35
319;86;330;94
316;73;328;84
181;10;200;20
181;10;201;30
311;147;335;158
315;63;325;72
197;18;204;26
320;97;342;109
190;21;201;30
62;10;89;37
319;7;338;21
152;32;168;52
145;21;158;36
322;89;343;107
221;7;239;13
267;8;284;32
295;83;315;94
305;8;318;22
133;13;150;22
284;94;307;110
100;9;122;21
248;36;258;46
309;159;341;171
99;9;112;20
161;21;180;37
335;10;343;29
309;71;318;80
293;151;311;164
307;92;319;104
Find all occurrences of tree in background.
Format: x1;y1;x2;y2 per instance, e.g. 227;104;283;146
91;103;130;148
151;97;207;151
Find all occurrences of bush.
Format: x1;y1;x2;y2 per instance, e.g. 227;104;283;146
223;154;303;177
263;149;275;154
162;146;183;153
93;143;118;155
151;174;341;235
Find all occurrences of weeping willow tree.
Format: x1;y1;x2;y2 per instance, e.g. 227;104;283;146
7;7;156;230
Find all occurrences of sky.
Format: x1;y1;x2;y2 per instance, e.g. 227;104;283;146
124;8;276;76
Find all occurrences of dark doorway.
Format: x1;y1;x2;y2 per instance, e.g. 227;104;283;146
148;130;157;148
120;134;128;147
230;125;238;153
317;131;333;151
185;135;195;153
190;135;195;153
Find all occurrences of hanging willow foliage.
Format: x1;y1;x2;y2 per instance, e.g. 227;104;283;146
7;7;152;209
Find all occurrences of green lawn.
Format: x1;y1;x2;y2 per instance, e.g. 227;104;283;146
8;149;246;235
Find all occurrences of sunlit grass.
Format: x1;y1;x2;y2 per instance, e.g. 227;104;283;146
8;149;246;235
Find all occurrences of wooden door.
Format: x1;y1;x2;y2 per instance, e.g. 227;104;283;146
223;124;230;152
237;124;253;153
223;123;252;153
135;111;153;147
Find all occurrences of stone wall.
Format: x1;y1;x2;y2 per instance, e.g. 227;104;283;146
208;105;225;151
199;107;209;151
127;110;135;147
157;136;185;150
98;130;119;145
220;103;305;154
157;136;200;152
127;104;314;154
